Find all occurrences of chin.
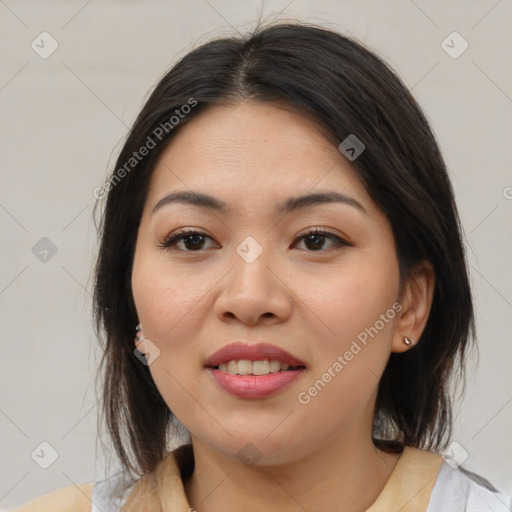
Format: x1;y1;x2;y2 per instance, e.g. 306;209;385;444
195;429;309;467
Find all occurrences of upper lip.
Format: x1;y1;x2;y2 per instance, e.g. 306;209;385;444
204;342;306;368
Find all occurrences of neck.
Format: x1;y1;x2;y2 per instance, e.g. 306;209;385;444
184;428;401;512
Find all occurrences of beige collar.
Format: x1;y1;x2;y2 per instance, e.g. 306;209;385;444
366;446;444;511
168;444;443;512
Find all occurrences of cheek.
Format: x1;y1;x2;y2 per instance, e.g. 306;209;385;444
295;269;399;426
131;250;210;342
305;251;400;403
318;258;399;341
131;251;211;413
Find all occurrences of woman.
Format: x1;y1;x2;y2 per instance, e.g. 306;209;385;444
12;21;512;512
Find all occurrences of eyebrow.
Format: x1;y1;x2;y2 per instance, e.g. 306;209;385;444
152;190;367;216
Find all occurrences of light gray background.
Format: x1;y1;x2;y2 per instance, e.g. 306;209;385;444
1;0;511;508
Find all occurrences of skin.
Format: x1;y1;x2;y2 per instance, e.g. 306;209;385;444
131;101;435;512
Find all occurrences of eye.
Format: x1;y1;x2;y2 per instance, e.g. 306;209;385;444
159;227;350;253
293;228;350;252
158;228;217;252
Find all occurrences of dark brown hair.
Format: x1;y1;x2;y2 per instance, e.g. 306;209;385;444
93;21;475;479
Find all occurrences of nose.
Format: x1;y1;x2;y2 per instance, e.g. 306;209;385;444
213;241;292;326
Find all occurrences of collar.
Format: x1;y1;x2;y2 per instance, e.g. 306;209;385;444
166;444;443;512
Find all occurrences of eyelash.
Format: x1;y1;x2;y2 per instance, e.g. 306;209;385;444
158;227;350;253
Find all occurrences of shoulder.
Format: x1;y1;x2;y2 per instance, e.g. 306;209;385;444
427;460;512;511
8;482;95;512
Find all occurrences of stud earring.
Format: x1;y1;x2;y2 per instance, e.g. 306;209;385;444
403;336;414;347
134;323;147;357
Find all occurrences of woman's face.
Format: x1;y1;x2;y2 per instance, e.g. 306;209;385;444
131;101;406;465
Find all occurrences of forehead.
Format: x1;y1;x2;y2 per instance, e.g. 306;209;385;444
145;101;373;214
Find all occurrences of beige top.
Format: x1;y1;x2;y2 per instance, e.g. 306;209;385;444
11;445;444;512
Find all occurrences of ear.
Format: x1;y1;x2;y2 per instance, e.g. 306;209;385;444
391;260;435;353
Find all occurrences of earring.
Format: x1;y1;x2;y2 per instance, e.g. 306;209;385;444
135;323;144;342
403;336;414;347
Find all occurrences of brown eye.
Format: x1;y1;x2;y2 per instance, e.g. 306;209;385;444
294;228;350;251
159;229;218;251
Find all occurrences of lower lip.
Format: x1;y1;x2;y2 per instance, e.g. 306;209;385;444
207;368;305;399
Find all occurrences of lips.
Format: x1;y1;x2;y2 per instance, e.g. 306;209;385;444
204;342;306;368
204;342;306;399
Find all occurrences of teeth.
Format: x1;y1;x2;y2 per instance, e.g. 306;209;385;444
217;359;293;375
252;360;269;375
238;359;253;375
269;360;281;372
227;360;238;374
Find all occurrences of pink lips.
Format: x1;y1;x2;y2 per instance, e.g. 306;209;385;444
204;342;306;399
